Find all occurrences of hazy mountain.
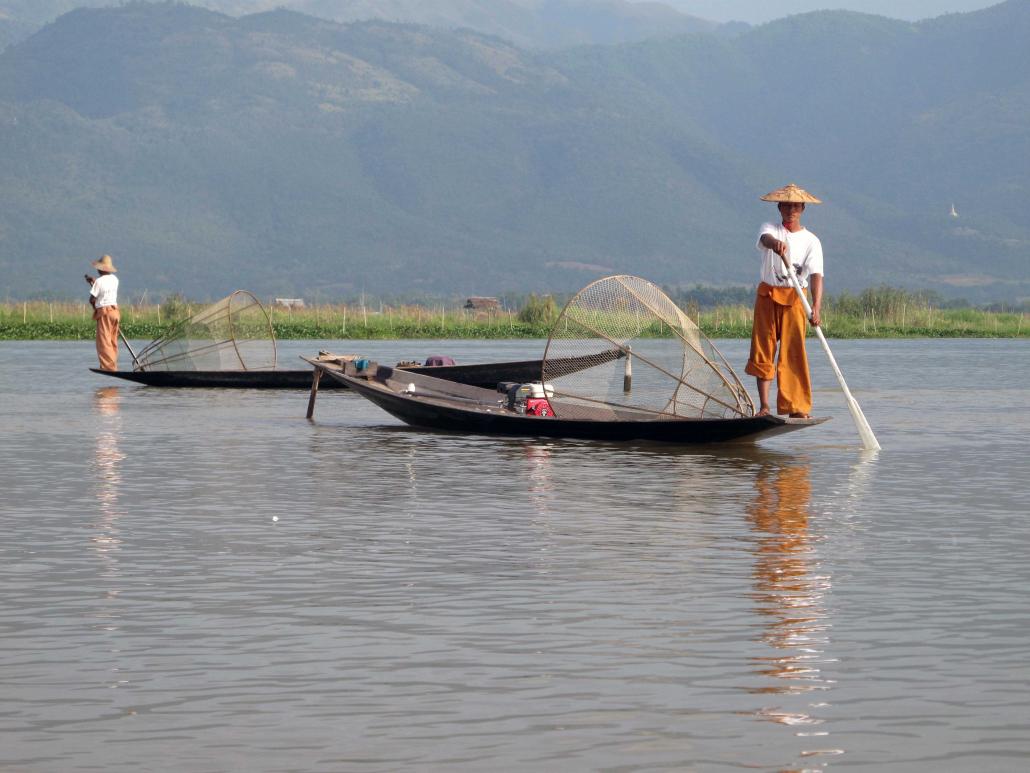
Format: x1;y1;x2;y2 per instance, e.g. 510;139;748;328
0;1;1027;301
245;1;720;48
655;1;999;24
0;0;720;51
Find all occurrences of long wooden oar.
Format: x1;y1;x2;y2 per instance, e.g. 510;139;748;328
781;254;881;451
119;330;141;369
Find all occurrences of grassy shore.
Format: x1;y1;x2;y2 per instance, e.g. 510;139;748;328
1;299;1027;340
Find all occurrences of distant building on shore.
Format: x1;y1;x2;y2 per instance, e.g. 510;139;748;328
464;297;501;312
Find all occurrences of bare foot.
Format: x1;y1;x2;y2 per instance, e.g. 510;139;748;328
756;407;771;417
788;412;811;419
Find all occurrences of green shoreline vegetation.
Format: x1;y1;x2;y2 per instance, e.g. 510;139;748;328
1;287;1027;341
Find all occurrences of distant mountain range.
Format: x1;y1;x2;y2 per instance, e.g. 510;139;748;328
657;1;997;24
0;1;1027;302
0;0;727;52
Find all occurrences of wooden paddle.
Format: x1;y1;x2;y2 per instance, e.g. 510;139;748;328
780;253;881;451
119;330;141;369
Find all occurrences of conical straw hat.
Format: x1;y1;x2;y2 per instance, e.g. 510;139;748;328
91;254;117;272
760;183;822;204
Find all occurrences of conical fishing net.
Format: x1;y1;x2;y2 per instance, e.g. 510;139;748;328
134;290;276;372
541;275;753;420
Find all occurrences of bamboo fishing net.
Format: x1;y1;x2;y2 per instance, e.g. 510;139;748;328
541;275;754;420
134;290;276;372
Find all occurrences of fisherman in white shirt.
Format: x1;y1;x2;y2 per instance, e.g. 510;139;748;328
85;254;120;371
744;184;824;418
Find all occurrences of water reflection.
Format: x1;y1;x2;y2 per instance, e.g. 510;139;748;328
746;455;843;765
523;442;556;514
91;387;125;573
847;448;879;503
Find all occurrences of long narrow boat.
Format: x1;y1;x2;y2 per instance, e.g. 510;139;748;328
91;367;339;389
90;290;623;390
308;359;827;444
91;349;623;390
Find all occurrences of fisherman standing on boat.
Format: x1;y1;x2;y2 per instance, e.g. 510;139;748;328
745;184;824;418
85;254;120;371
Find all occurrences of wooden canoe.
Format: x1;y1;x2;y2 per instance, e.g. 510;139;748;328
308;359;828;444
90;348;624;390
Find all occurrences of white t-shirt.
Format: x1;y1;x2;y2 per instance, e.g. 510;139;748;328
91;274;119;308
756;222;824;289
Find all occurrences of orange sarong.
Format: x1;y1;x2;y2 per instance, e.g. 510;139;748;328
745;283;811;415
93;305;120;371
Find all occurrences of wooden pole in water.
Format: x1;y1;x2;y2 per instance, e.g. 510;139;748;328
623;345;632;393
306;367;322;419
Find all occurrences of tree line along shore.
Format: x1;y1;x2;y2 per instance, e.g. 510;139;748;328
2;288;1027;341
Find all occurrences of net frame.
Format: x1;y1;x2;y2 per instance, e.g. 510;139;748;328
541;275;754;420
133;290;277;372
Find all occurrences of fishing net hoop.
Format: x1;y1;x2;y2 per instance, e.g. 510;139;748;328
133;290;277;372
540;275;754;421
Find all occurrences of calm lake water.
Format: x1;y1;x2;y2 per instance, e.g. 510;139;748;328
1;338;1028;772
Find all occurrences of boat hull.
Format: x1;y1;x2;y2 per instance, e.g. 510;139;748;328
313;362;827;444
91;368;332;389
90;357;555;390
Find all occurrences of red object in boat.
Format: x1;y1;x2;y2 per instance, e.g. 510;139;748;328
525;398;553;417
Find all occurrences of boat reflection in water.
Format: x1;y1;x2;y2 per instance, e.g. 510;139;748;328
746;456;844;765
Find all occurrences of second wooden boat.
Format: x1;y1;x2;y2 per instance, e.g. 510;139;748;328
91;290;622;389
90;350;618;390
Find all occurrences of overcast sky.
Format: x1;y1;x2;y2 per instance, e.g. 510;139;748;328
652;0;1002;24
